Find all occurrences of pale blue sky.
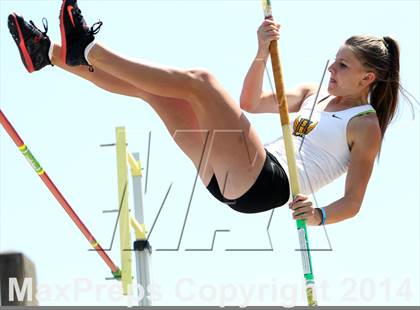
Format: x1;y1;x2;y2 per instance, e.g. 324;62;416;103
0;0;419;306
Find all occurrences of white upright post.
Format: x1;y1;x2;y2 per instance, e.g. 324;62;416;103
130;153;152;306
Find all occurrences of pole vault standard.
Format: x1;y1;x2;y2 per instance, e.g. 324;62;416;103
0;109;121;279
260;0;318;306
114;127;151;303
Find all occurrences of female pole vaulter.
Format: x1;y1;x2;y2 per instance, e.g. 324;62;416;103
7;0;410;226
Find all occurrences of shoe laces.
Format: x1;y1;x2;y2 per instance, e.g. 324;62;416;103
29;17;49;36
71;5;102;35
72;7;85;26
71;4;102;34
89;21;103;35
87;21;103;72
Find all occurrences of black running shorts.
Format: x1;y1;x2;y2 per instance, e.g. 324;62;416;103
206;149;290;213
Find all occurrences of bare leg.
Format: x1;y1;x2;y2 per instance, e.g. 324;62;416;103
50;44;214;183
88;43;266;199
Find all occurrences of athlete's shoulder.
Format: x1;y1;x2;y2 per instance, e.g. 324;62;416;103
348;112;381;150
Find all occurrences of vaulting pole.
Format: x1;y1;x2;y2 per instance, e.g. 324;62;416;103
260;1;318;306
0;109;121;280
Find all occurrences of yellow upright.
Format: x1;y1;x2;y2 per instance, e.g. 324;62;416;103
115;127;133;295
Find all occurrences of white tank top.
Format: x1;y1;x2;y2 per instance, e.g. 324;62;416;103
264;93;376;195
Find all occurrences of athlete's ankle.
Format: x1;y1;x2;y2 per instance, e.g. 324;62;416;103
48;42;57;64
84;40;97;65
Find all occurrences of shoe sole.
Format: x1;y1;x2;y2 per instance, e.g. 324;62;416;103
59;0;68;64
8;13;35;73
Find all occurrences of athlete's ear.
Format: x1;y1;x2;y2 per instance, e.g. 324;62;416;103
360;71;376;87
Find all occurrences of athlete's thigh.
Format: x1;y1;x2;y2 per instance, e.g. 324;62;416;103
188;70;267;199
139;91;215;184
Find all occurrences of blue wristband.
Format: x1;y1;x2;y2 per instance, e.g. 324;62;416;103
320;207;327;225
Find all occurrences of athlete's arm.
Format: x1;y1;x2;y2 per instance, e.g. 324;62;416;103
239;46;317;113
319;114;381;224
289;114;381;225
242;84;317;114
240;19;317;114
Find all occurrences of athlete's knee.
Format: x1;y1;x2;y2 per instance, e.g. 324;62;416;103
186;68;217;93
188;68;214;81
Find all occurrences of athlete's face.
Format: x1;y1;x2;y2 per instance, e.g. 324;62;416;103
327;45;376;97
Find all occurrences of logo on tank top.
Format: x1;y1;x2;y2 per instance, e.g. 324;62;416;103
293;116;318;137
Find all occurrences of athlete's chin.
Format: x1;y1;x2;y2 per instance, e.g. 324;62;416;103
327;84;340;96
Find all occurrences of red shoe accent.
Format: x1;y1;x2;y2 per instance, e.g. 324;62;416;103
67;5;76;28
12;13;34;73
59;0;67;63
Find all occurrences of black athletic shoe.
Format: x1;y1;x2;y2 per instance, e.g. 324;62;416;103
59;0;102;69
8;13;52;73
